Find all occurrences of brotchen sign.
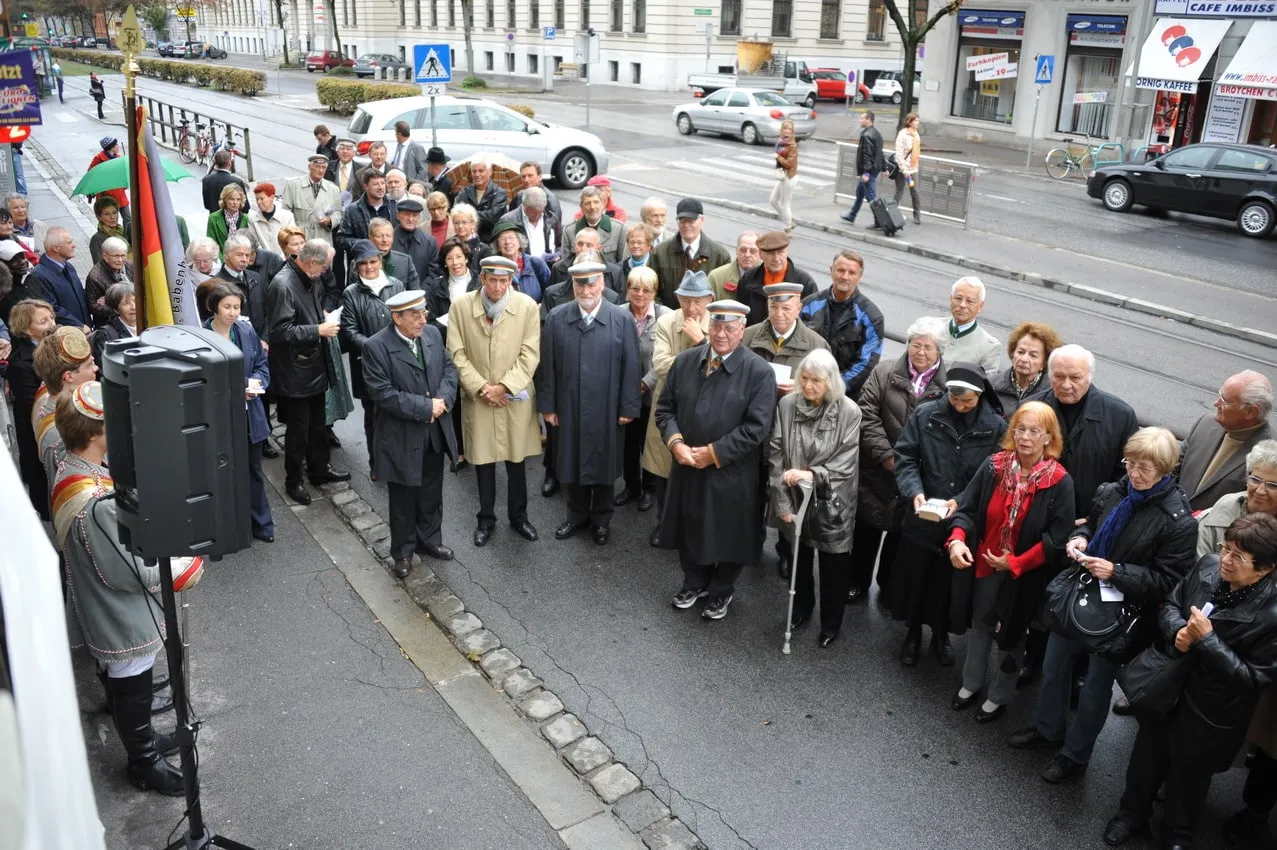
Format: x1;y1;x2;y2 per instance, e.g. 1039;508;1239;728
1218;20;1277;100
1134;18;1231;91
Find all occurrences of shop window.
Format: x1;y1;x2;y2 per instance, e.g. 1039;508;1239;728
953;45;1020;124
1057;54;1118;136
721;0;741;36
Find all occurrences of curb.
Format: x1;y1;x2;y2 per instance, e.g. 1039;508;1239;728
316;479;709;850
605;173;1277;350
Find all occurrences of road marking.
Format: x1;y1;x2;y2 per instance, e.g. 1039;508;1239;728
983;193;1022;203
55;112;77;124
668;155;833;190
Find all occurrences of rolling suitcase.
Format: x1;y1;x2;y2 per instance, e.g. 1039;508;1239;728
870;196;906;237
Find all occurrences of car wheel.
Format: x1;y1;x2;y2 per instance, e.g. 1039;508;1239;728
741;122;760;146
1237;200;1276;239
676;113;695;136
307;67;314;72
555;148;594;190
1101;179;1134;213
891;92;902;104
803;93;816;108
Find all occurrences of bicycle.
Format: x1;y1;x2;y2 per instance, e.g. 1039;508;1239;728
208;127;240;175
177;119;212;167
1044;135;1098;180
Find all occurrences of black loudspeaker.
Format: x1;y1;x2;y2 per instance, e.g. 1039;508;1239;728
100;325;251;559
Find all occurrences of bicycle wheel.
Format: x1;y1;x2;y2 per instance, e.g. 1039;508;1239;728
1078;151;1096;179
1044;148;1072;180
177;133;197;164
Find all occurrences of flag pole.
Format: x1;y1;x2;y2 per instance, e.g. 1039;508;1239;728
121;6;146;331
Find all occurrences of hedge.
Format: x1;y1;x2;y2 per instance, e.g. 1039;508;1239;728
52;48;265;96
316;78;419;115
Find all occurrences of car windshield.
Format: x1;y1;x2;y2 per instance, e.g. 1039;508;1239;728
357;54;377;62
753;92;791;107
348;108;372;135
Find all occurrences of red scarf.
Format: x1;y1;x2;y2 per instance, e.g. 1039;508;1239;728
991;450;1065;552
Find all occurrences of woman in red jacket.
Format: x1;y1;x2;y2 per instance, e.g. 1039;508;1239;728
87;137;130;230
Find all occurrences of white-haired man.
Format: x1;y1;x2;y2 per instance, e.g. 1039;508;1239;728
706;231;760;300
453;154;507;244
639;197;673;247
935;276;1000;376
1178;370;1274;511
500;185;562;262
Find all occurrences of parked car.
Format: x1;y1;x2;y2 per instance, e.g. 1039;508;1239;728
156;41;175;56
673;87;817;146
1087;142;1277;239
307;50;355;73
870;70;922;104
76;37;95;49
810;68;871;103
346;94;608;189
353;53;407;79
182;41;226;59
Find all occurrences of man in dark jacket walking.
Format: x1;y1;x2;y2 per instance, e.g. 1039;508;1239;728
361;289;458;577
799;249;884;400
735;230;818;326
840;111;885;226
266;239;351;504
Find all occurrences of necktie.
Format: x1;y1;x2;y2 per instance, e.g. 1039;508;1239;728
582;313;594;328
393;143;404;167
773;334;785;354
415;340;425;370
340;165;349;191
311;182;321;199
705;355;721;377
686;246;695;267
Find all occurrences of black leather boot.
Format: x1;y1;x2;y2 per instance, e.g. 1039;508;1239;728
108;668;185;796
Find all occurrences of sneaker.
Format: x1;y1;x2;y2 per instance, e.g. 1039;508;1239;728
671;588;707;610
701;594;734;620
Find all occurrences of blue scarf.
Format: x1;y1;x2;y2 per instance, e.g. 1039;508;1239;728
1088;474;1174;560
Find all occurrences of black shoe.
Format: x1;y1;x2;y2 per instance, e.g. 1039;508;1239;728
1223;807;1270;845
261;442;280;459
846;586;866;604
474;525;494;547
900;632;922;667
153;729;180;758
1102;815;1148;847
554;520;584;540
392;558;412;578
1017;661;1041;690
788;610;811;631
778;559;792;581
637;490;657;512
107;670;185;797
1042;753;1087;784
839;212;856;223
592;526;610;545
150;690;174;714
286;483;312;505
1112;695;1135;716
951;688;980;711
309;467;351;485
932;634;955;666
511;520;539;541
818;630;839;648
1008;726;1062;750
975;704;1007;724
253;530;275;543
541;476;559;497
613;487;639;507
327;428;341;448
419;543;454;561
649;526;662;548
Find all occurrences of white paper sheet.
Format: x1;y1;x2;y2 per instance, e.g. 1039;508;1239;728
1099;580;1125;603
771;363;792;384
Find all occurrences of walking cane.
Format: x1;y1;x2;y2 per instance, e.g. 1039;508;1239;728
782;479;814;655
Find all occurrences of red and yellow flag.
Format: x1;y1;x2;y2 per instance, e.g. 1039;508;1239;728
134;105;197;327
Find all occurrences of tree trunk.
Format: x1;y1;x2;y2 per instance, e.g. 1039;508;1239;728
461;0;475;76
273;0;290;64
326;0;340;51
898;40;917;128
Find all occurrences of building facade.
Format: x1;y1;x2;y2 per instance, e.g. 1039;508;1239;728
197;0;290;57
916;0;1276;149
199;0;925;91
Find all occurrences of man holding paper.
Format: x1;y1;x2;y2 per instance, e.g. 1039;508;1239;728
266;238;352;506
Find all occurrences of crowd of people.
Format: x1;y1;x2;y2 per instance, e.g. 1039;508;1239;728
2;124;1276;850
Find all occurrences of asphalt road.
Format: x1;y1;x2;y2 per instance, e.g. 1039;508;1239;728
37;75;1273;849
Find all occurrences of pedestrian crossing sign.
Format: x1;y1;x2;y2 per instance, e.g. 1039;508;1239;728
413;43;451;84
1035;54;1054;85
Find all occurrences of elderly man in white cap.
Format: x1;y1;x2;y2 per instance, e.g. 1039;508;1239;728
448;255;543;547
656;299;777;620
537;260;641;545
360;289;459;578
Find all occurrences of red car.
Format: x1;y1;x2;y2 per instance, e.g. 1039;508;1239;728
811;68;870;103
306;50;355;73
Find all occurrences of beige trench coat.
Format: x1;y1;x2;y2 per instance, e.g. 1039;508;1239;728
641;307;710;479
280;175;344;245
446;289;543;466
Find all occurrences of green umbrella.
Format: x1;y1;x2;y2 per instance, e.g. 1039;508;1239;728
72;156;193;197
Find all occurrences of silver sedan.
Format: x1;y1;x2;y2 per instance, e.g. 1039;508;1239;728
672;88;817;146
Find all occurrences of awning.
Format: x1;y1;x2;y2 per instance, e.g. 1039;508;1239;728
1135;18;1231;92
1218;20;1277;100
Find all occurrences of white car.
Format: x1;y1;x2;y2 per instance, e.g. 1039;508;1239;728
346;94;609;189
870;71;922;105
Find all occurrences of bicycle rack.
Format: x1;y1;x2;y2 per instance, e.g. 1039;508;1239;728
128;94;255;181
1093;142;1125;169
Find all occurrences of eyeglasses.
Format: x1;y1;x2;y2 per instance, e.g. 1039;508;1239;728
1219;542;1255;567
1247;474;1277;494
1122;458;1158;476
1217;392;1242;408
950;296;981;307
1013;426;1045;438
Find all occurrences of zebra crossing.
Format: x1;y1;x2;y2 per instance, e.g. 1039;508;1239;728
615;144;847;195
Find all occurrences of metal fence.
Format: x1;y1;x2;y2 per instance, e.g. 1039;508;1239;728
128;94;255;181
833;141;978;228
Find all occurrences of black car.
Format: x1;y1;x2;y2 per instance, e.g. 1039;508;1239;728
157;41;175;56
1087;142;1277;239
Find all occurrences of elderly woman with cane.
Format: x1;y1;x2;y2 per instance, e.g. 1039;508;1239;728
769;348;862;648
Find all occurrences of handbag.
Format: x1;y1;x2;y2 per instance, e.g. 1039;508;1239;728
802;482;850;548
1118;643;1192;718
1042;566;1144;663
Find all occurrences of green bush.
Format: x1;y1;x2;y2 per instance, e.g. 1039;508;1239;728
460;75;487;90
316;78;419;115
191;65;214;87
327;66;354;77
51;48;265;96
509;104;535;119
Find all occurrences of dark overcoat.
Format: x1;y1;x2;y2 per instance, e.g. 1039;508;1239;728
338;275;406;398
266;259;332;399
1030;383;1139;517
536;300;641;486
360;324;459;485
393;225;440;288
656;344;777;565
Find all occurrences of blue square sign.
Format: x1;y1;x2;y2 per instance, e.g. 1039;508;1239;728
1035;54;1054;85
414;43;452;84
